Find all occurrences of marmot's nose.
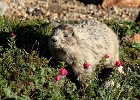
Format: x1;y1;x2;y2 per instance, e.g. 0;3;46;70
51;38;57;42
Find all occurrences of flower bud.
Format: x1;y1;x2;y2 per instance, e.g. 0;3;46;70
105;54;109;58
83;62;90;69
54;75;61;81
28;82;32;85
59;68;68;76
115;61;122;67
10;33;15;37
29;71;33;75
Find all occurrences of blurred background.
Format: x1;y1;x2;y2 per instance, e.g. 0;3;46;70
0;0;139;22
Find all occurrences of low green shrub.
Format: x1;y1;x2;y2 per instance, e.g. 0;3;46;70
0;17;140;99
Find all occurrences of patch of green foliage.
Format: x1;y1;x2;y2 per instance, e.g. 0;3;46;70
0;16;140;100
104;19;140;38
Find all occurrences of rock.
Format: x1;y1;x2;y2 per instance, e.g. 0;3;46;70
40;8;46;14
20;9;26;16
51;13;58;20
0;1;8;16
123;34;140;44
93;12;100;16
132;34;140;44
88;4;94;10
112;6;119;14
79;14;86;19
27;7;35;13
122;13;126;18
14;10;21;16
23;13;28;18
12;0;24;5
61;4;67;10
80;8;86;14
102;0;140;7
117;0;140;7
46;11;50;16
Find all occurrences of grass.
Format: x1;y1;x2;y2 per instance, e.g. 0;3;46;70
0;16;140;100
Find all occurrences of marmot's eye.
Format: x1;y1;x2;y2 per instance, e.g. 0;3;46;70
64;34;68;37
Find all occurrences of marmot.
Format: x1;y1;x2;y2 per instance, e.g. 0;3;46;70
49;20;123;85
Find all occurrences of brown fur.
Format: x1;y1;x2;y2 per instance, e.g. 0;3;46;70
49;20;122;84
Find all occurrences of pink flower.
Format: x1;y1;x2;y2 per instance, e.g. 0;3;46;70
29;71;33;75
10;33;15;37
28;82;32;85
115;61;122;67
29;60;33;63
39;63;43;66
59;68;68;76
83;62;90;69
54;75;61;81
105;54;109;58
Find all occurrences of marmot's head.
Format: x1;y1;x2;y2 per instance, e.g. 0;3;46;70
49;24;78;50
